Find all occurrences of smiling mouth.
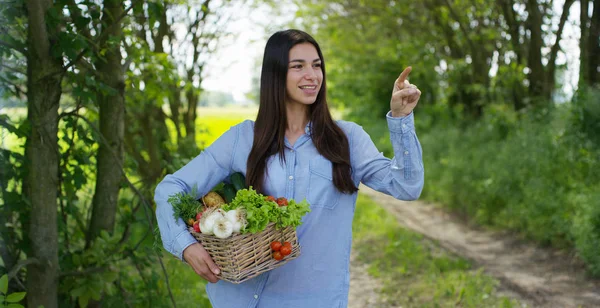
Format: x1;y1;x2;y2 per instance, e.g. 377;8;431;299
299;85;317;89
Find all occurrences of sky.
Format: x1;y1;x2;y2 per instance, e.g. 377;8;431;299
201;3;296;103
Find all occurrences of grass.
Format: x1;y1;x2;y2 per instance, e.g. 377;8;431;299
352;193;524;307
162;254;212;307
195;106;258;147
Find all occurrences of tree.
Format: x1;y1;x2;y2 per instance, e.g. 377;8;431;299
292;0;580;120
25;0;63;306
87;0;126;245
580;0;600;87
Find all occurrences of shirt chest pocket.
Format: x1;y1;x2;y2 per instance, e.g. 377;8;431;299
307;157;341;210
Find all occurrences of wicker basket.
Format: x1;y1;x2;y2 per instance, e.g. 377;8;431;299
189;222;301;284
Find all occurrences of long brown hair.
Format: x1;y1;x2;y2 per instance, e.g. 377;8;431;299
246;29;358;195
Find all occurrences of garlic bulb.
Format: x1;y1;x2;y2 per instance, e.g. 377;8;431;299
199;208;225;235
213;217;233;239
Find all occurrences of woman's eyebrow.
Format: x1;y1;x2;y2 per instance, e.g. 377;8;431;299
289;58;322;64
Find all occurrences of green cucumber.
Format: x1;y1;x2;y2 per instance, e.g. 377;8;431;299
230;172;246;192
222;184;236;203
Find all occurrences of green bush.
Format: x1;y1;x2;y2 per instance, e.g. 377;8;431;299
364;95;600;277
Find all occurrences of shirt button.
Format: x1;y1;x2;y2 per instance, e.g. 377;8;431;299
288;176;294;180
404;151;409;155
254;294;258;299
402;124;407;129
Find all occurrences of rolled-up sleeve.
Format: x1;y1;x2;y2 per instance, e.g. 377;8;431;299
351;111;424;200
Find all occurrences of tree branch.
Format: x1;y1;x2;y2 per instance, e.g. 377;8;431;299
65;0;92;41
441;0;477;51
424;0;464;58
58;112;155;229
62;0;139;74
0;39;26;55
548;0;575;71
0;62;26;75
499;0;524;64
0;75;26;96
156;251;177;308
8;258;39;280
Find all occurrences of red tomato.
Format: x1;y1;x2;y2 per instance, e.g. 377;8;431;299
266;196;276;202
280;246;292;256
196;212;203;221
273;251;284;261
276;197;288;206
282;241;292;248
270;241;282;251
193;221;200;233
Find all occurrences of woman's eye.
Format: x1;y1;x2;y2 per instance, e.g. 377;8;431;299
313;63;322;68
290;65;302;69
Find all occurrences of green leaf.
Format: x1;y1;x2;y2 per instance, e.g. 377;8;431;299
6;292;26;302
78;294;89;308
0;274;8;294
7;304;25;308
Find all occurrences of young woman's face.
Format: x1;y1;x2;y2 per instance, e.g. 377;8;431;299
285;43;323;107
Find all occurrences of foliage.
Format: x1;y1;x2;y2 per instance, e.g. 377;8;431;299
373;94;600;276
290;0;577;120
168;187;203;222
352;194;521;307
0;274;26;307
0;0;245;305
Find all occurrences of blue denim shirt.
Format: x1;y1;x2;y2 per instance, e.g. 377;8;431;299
154;111;424;308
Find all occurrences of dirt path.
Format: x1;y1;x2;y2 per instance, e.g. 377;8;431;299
348;247;384;308
358;186;600;308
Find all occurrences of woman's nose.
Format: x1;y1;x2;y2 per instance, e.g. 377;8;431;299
304;68;317;80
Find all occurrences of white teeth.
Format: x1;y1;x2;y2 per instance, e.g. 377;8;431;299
299;86;316;89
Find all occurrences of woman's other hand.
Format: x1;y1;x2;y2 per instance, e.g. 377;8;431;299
183;242;221;283
390;66;421;117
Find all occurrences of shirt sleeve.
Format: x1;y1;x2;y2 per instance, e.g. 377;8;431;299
351;111;424;200
154;124;240;260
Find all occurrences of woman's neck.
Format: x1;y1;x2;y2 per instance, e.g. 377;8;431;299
285;104;309;134
285;103;309;146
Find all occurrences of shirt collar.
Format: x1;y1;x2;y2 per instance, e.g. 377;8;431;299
304;121;312;135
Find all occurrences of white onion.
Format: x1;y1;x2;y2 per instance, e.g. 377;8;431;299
225;209;247;233
199;208;225;235
213;217;233;239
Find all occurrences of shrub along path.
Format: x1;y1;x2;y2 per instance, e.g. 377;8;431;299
359;186;600;308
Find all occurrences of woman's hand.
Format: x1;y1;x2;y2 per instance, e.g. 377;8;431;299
390;66;421;117
183;242;220;283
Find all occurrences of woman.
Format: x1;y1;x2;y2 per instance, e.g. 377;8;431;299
154;29;424;307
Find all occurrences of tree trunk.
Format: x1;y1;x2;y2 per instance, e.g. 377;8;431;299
588;0;599;86
546;0;575;95
184;86;198;142
526;0;546;100
25;0;63;306
580;0;590;86
87;0;125;244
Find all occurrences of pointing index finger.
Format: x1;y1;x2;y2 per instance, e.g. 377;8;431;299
398;66;412;84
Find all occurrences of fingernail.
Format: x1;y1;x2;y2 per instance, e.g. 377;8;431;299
213;268;220;275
